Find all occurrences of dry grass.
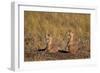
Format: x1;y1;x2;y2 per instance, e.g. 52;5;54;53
24;11;90;61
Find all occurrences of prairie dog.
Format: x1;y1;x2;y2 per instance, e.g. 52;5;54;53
46;34;58;53
67;30;78;54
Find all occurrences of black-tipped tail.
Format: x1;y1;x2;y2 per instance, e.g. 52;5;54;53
58;50;69;53
37;48;46;51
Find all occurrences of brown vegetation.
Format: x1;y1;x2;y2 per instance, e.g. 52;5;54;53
24;11;90;61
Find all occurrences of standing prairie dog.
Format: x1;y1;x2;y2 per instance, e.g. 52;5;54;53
67;30;78;54
46;34;52;51
46;34;59;53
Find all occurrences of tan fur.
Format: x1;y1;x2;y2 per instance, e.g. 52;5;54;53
48;44;59;53
46;34;59;53
67;31;78;54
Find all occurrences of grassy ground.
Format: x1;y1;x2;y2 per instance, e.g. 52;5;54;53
24;49;90;61
24;11;90;61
